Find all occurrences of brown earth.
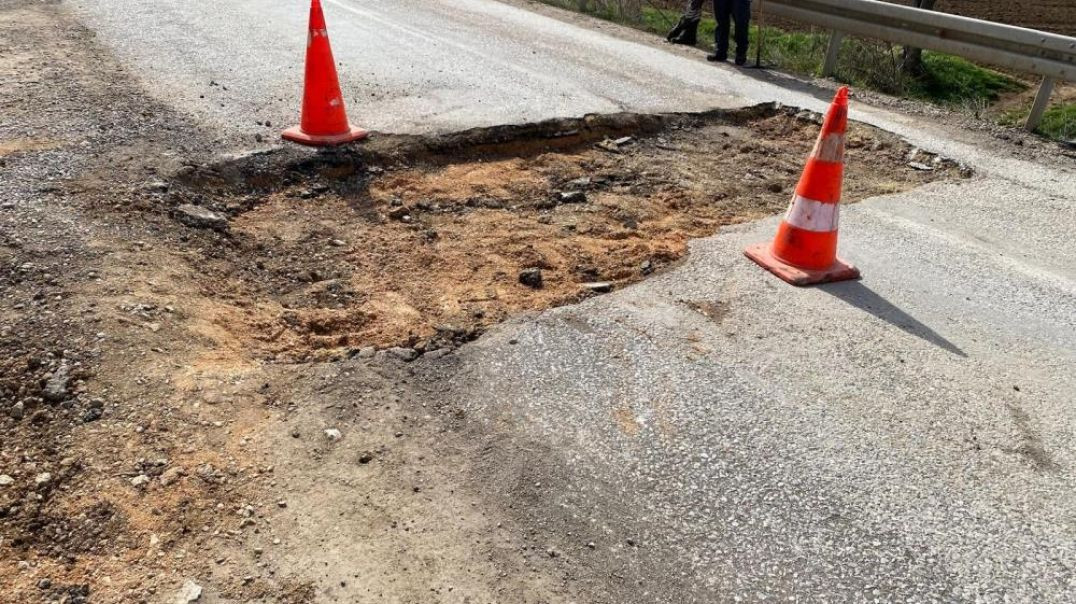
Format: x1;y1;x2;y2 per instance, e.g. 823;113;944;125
908;0;1076;37
758;0;1076;36
163;110;963;363
0;1;965;603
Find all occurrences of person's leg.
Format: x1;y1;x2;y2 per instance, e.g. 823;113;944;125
708;0;732;61
732;0;752;64
684;0;705;21
668;0;704;44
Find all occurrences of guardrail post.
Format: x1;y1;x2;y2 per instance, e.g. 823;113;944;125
1025;76;1056;131
822;30;845;78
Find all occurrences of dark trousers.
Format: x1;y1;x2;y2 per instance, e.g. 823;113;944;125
715;0;751;60
683;0;751;59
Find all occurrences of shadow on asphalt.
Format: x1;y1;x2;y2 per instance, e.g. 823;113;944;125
715;60;845;107
820;281;968;358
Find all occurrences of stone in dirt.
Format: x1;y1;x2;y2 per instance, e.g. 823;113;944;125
142;180;169;193
175;204;228;231
558;190;587;204
519;267;543;289
82;407;103;423
0;475;13;486
387;347;419;362
324;428;343;441
43;362;71;402
596;139;622;153
174;580;203;603
159;467;186;486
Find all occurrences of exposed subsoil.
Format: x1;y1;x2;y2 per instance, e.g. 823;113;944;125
0;1;963;603
164;109;963;363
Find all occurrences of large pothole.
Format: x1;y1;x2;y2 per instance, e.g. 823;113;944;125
165;104;967;362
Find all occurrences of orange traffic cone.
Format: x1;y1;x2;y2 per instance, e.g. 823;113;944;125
744;86;860;286
283;0;368;147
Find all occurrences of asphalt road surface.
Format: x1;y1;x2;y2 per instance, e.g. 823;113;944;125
68;0;1076;601
67;0;830;137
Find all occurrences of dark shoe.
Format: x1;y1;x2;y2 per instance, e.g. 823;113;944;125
670;19;699;46
734;55;748;66
706;51;727;62
665;17;688;42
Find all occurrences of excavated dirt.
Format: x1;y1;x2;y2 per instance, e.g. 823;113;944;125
165;109;965;363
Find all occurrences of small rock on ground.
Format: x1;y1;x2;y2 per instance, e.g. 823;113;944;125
175;204;228;230
519;268;543;289
386;347;419;362
557;190;587;203
159;467;186;486
43;362;71;402
174;579;202;603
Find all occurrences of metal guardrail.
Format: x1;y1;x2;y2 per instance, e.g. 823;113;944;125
762;0;1076;130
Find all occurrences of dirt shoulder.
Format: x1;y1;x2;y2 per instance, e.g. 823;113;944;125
0;1;969;603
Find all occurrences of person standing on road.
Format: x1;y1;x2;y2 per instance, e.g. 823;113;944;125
666;0;752;66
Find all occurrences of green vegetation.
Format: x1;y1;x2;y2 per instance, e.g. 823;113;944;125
909;53;1024;104
998;102;1076;141
1035;103;1076;141
542;1;1076;139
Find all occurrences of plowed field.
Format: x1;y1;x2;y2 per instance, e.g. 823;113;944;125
932;0;1075;36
